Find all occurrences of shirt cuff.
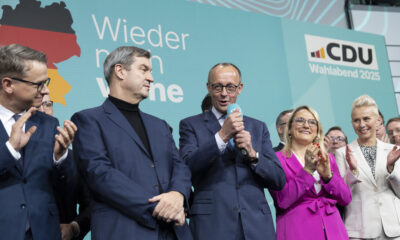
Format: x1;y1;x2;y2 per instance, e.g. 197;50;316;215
53;150;68;165
215;132;228;153
6;141;22;160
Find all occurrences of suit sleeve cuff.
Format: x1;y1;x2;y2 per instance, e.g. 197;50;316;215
6;141;21;160
53;150;68;166
214;133;228;153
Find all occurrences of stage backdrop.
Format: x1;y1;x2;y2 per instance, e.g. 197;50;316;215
0;0;396;238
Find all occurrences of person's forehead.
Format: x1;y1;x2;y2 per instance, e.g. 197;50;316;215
388;121;400;128
212;66;239;79
132;56;151;67
328;130;344;136
295;109;314;118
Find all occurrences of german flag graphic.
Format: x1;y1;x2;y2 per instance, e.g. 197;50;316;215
0;0;80;105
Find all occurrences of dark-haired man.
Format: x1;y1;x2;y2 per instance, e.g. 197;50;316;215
273;109;293;152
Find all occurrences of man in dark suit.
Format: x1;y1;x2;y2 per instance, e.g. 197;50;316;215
273;109;293;152
39;95;91;240
0;44;76;240
179;63;286;240
72;46;192;240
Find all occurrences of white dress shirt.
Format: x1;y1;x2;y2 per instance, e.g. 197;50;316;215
211;107;229;153
0;104;67;164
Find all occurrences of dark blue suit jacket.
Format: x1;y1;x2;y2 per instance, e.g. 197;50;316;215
53;149;91;240
179;111;286;240
0;111;71;240
72;99;192;240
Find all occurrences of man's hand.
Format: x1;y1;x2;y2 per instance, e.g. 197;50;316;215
218;110;244;142
234;130;257;159
148;191;185;225
60;223;78;240
54;120;77;160
9;107;37;151
387;145;400;173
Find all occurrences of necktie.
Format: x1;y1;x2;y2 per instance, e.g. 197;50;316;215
12;114;24;166
13;114;30;231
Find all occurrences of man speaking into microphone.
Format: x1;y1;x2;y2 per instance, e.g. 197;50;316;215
179;62;286;240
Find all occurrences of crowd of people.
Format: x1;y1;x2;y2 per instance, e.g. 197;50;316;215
0;43;399;240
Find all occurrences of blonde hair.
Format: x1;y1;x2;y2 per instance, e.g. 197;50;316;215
282;105;326;157
351;94;379;116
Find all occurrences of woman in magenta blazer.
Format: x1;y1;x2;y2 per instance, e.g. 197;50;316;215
271;106;351;240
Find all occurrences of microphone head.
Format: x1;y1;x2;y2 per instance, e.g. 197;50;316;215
227;103;242;115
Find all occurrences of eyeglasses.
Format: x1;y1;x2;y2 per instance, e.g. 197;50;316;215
279;122;287;126
329;136;345;142
294;117;318;127
11;77;50;92
210;83;240;94
387;128;400;136
41;100;53;108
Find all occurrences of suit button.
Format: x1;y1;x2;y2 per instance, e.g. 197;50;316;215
60;175;65;180
20;204;26;209
23;178;27;184
150;163;155;168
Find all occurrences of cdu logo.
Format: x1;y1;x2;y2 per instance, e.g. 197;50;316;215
305;34;378;70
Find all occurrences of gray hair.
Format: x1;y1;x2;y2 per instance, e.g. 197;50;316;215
0;44;47;83
103;46;150;85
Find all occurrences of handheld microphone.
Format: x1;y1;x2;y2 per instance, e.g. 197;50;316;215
227;104;248;156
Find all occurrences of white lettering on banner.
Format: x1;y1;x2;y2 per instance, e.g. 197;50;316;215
92;14;190;103
308;63;381;80
96;78;184;103
92;14;190;51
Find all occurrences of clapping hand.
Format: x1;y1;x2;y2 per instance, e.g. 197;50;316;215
387;146;400;173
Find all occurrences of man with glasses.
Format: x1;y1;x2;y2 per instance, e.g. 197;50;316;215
386;117;400;146
179;62;285;240
0;44;76;240
324;126;348;155
273;109;293;152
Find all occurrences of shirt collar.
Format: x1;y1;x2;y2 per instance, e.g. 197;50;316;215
211;106;224;120
0;104;25;123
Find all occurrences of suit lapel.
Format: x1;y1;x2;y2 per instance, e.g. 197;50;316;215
286;153;317;195
140;111;158;161
103;99;151;158
350;140;377;187
204;111;221;135
23;114;39;172
0;121;23;174
375;140;391;186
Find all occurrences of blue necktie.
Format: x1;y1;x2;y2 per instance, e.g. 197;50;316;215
12;114;30;231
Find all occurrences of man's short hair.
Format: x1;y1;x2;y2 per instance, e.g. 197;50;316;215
325;126;348;144
275;109;293;127
104;46;151;85
201;93;212;113
207;62;241;83
386;117;400;130
0;44;47;82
